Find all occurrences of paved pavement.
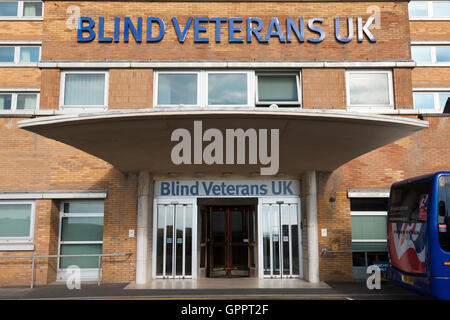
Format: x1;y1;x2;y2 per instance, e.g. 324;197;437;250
0;281;431;300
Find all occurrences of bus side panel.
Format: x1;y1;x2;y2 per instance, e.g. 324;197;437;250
429;173;450;299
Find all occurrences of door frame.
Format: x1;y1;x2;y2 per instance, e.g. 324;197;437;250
257;197;302;279
207;205;254;277
152;197;198;279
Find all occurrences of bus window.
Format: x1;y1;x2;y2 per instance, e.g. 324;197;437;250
389;181;431;224
438;176;450;251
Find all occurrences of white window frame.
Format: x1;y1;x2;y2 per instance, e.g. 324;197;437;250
411;44;450;66
0;200;35;250
154;69;303;109
0;0;44;20
154;70;202;107
345;69;395;110
205;70;253;108
0;89;40;112
57;200;104;281
413;87;450;112
59;70;109;111
409;1;450;20
255;72;302;106
0;43;41;66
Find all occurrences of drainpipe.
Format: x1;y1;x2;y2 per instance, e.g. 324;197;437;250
136;171;151;284
304;170;320;283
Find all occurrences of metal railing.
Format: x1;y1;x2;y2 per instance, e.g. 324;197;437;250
0;252;133;288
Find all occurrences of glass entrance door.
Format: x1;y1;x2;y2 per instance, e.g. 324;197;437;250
259;199;302;278
208;206;253;277
154;200;196;278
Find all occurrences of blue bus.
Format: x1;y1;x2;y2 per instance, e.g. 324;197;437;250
388;171;450;300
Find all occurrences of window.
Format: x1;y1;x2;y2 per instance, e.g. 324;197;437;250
60;71;109;109
0;1;43;19
0;91;39;111
208;72;248;106
256;73;301;105
0;201;35;250
0;45;40;64
350;197;388;280
409;1;450;19
412;45;450;64
154;70;302;108
58;201;104;280
157;73;198;105
413;90;450;111
346;70;394;108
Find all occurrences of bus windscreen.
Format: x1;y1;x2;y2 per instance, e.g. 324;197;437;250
388;181;431;274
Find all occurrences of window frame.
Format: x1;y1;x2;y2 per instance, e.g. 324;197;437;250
0;200;35;248
255;72;302;106
409;1;450;20
205;69;253;108
0;1;44;20
350;206;388;246
345;69;395;110
154;69;303;109
154;70;202;107
0;89;40;112
59;70;109;111
413;87;450;112
0;44;40;66
57;200;104;281
411;44;450;66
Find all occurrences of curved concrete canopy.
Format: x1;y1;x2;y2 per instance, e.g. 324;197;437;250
18;109;428;175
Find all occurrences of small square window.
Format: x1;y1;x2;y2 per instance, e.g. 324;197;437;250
256;74;300;105
347;71;393;107
19;46;39;63
208;73;248;105
0;2;18;16
0;94;12;110
409;1;429;17
413;92;435;109
436;46;450;62
63;72;107;107
23;1;42;17
157;73;198;106
411;46;432;62
17;93;37;110
432;1;450;17
0;201;34;245
0;47;15;63
438;93;450;109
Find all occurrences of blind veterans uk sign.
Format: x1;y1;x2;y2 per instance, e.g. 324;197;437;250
155;180;300;197
77;16;376;44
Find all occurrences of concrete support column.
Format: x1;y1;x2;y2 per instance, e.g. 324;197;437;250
304;170;320;283
136;171;152;284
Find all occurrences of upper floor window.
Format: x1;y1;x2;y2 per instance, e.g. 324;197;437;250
60;71;109;110
411;45;450;64
0;90;39;111
409;1;450;19
346;70;394;109
0;201;35;250
413;89;450;112
0;1;43;19
154;70;302;108
0;44;40;65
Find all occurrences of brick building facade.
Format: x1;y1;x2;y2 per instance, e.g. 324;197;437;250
0;0;448;286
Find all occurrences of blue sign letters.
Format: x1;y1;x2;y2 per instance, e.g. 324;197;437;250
77;16;376;44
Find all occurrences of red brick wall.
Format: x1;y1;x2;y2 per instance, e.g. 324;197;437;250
41;1;411;61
